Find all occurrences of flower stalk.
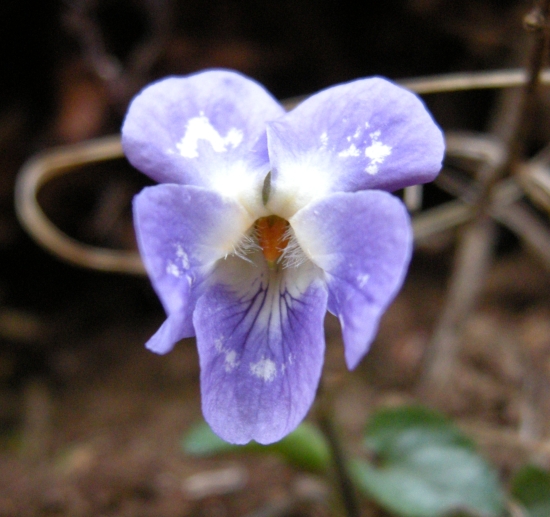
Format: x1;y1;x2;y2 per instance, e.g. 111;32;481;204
316;381;360;517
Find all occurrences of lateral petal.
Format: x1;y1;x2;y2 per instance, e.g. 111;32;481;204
123;70;285;214
133;184;254;353
194;254;327;444
267;77;444;218
290;190;412;370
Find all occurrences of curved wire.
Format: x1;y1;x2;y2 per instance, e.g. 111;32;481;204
15;135;146;274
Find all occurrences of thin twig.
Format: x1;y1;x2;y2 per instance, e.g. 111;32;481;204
420;216;497;387
14;135;145;275
488;0;550;194
283;67;550;110
515;0;550;143
400;68;550;95
63;0;175;110
419;0;550;397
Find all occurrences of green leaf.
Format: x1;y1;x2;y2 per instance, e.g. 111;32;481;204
182;420;330;473
352;405;505;517
364;405;474;459
269;421;331;473
511;465;550;517
182;421;237;456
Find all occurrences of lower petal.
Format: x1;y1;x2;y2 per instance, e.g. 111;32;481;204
193;253;327;444
145;312;189;354
290;190;412;370
133;184;253;354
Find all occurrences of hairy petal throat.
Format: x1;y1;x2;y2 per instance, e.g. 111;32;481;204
255;215;289;267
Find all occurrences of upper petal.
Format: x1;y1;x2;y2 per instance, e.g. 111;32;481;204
267;77;444;218
194;252;327;444
290;190;412;370
123;70;285;214
133;183;254;354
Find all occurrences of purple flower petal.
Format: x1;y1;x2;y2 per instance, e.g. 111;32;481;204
123;70;285;212
193;254;327;444
290;190;412;369
125;69;443;445
133;184;254;353
267;77;444;217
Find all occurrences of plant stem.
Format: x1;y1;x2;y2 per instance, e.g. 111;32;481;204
316;380;360;517
318;416;360;517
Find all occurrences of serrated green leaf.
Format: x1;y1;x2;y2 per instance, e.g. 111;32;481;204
352;405;505;517
182;420;330;473
511;465;550;517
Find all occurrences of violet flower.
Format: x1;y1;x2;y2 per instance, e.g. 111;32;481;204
122;70;444;444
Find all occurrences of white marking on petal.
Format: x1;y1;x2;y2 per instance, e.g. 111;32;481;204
353;127;361;138
357;273;370;288
281;354;293;374
214;336;240;372
176;244;190;269
364;130;392;175
176;113;243;158
338;143;361;158
166;261;181;277
214;337;224;352
365;141;392;166
225;128;244;148
320;132;328;148
224;350;239;372
250;357;277;382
